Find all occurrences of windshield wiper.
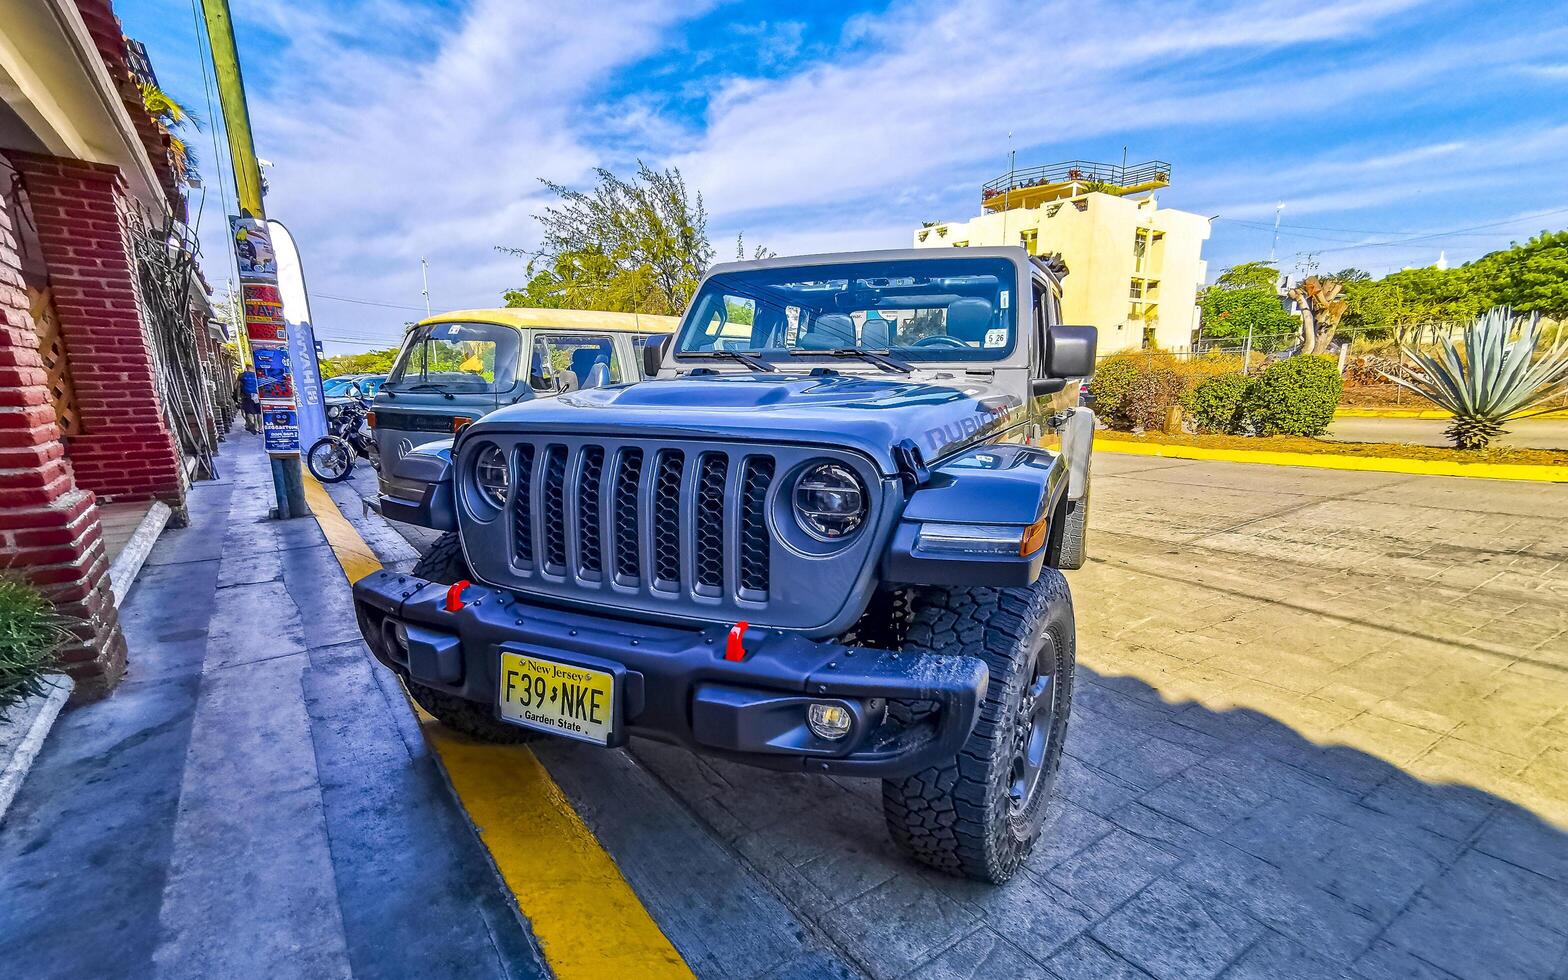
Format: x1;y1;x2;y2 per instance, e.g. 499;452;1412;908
790;348;912;373
397;381;456;399
682;350;777;372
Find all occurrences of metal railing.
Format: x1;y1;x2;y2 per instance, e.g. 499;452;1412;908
981;160;1171;203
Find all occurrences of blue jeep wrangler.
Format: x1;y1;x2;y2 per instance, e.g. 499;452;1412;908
353;247;1096;882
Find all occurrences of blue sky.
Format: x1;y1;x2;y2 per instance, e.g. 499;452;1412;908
120;0;1568;354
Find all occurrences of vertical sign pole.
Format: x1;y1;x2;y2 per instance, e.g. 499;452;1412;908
201;0;308;518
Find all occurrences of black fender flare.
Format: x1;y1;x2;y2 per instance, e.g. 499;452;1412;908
379;440;458;531
881;443;1066;587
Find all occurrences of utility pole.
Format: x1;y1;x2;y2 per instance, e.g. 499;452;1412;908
421;257;431;316
1269;202;1285;264
202;0;308;519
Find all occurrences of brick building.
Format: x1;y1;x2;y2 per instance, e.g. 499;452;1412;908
2;0;227;698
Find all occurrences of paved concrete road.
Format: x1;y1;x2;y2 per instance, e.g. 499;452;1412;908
1327;414;1568;449
367;456;1568;979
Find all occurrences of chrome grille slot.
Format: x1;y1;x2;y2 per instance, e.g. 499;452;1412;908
542;445;568;573
512;444;536;567
577;447;605;579
738;456;774;596
652;449;684;589
611;448;642;584
694;453;728;595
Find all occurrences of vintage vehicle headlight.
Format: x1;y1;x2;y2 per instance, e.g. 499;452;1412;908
793;462;866;540
473;443;510;507
327;404;342;419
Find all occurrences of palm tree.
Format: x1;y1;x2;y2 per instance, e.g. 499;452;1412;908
139;83;200;185
1389;307;1568;449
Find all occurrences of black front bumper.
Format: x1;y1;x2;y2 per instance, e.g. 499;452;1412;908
352;569;988;778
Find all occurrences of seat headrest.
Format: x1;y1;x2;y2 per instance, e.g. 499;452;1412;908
861;316;890;349
569;346;608;380
946;298;994;343
798;313;856;350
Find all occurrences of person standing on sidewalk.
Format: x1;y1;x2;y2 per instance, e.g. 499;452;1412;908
234;368;261;433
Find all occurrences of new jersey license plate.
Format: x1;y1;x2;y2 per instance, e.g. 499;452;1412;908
497;651;616;745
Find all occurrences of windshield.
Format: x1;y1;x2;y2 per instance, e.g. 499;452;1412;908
322;377;357;397
674;256;1019;364
387;322;518;392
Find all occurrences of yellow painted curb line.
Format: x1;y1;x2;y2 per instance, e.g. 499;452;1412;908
301;473;692;979
1098;439;1568;483
1335;407;1568;420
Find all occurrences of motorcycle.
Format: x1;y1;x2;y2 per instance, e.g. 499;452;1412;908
306;393;380;483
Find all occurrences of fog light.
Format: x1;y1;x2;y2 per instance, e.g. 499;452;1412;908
392;622;410;654
808;702;853;740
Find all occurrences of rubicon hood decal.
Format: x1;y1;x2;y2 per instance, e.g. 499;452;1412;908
471;372;1027;474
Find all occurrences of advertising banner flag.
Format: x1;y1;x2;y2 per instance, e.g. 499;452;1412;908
232;215;299;456
268;221;328;452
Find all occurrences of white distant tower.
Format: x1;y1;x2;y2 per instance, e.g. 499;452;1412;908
1435;250;1449;270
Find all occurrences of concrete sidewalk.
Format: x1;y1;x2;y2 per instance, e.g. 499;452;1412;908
0;433;543;978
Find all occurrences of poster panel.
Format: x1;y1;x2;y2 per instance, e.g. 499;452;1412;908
232;215;298;456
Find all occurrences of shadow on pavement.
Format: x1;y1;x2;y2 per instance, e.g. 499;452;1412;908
616;665;1568;980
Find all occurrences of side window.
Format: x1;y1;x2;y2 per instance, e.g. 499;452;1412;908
533;334;622;389
1031;282;1049;378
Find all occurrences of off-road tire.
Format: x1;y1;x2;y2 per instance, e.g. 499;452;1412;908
405;533;531;742
1054;484;1090;570
412;531;471;584
881;572;1075;883
406;680;535;744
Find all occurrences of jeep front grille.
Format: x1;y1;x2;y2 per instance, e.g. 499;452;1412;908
508;440;777;602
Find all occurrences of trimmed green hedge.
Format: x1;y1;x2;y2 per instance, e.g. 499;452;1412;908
0;577;62;721
1248;355;1343;436
1189;373;1253;433
1087;356;1140;424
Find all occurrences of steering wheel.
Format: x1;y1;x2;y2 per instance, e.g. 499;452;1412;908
911;335;968;349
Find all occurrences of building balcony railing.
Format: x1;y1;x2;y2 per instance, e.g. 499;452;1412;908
981;159;1171;211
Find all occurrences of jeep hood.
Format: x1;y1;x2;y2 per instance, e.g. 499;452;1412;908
469;372;1027;474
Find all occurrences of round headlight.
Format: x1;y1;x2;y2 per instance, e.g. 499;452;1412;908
327;405;341;419
793;462;866;540
473;443;509;507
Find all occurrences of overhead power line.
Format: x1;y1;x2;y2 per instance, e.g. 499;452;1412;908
313;292;430;313
1215;204;1568;255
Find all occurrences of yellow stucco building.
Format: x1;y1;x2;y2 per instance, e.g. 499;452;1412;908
913;160;1211;354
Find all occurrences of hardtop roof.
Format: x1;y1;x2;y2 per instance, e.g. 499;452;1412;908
418;307;680;334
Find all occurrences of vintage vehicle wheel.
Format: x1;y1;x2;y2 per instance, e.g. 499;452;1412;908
306;436;356;483
405;680;536;744
411;531;472;584
881;572;1075;883
1053;483;1090;571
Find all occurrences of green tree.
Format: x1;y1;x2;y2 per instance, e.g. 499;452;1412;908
1471;230;1568;319
320;348;400;377
502;163;719;315
1213;261;1282;292
1199;262;1298;351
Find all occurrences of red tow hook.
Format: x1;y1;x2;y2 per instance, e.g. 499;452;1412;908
445;579;471;613
724;621;751;662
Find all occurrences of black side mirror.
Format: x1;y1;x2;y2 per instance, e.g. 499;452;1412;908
642;335;670;377
1046;325;1097;378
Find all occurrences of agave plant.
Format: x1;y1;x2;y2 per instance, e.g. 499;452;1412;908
1389;307;1568;449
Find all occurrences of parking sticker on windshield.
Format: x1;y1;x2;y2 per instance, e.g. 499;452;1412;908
985;328;1007;348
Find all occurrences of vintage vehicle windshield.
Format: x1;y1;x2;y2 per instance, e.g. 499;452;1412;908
674;256;1019;364
386;321;519;393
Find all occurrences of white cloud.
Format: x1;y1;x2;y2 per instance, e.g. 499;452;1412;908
671;0;1431;220
230;0;711;349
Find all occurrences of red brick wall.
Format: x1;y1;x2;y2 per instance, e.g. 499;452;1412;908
10;152;187;519
0;154;126;698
